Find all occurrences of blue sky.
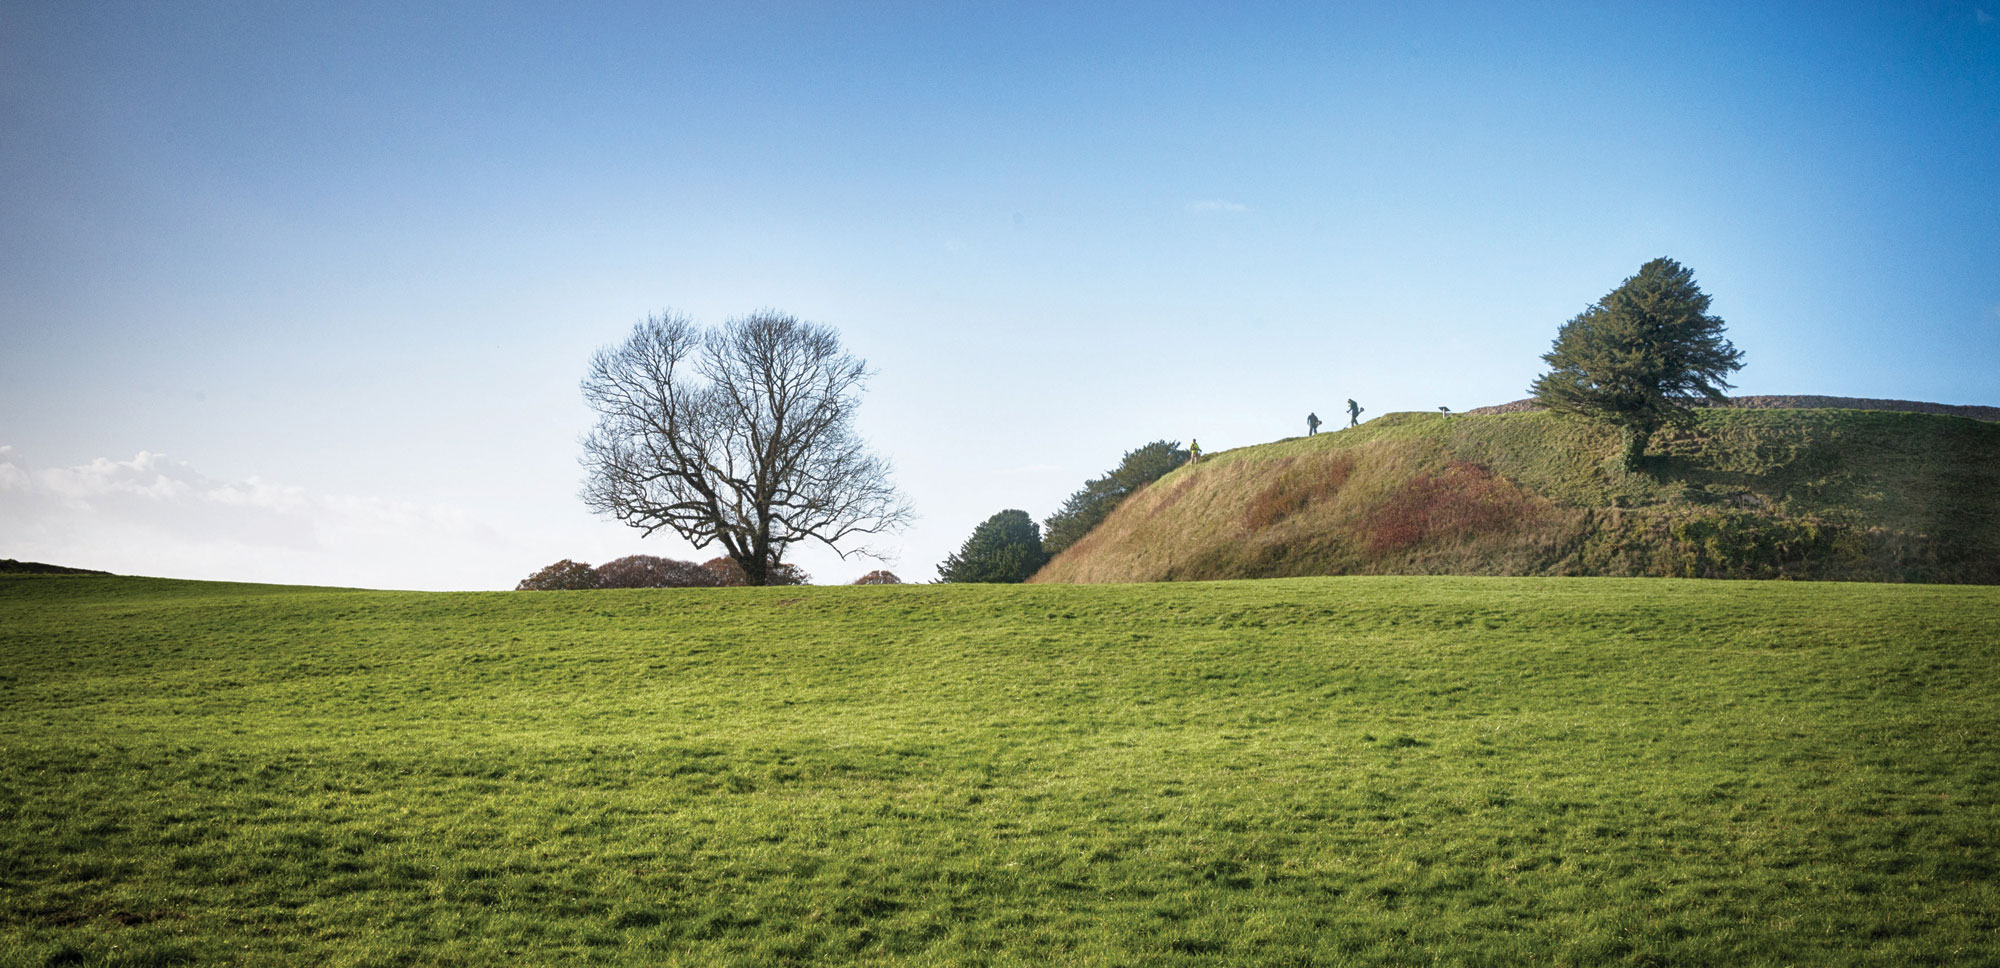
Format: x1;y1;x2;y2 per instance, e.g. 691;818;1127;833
3;1;1996;588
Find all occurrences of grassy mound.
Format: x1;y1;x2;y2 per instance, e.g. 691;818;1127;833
3;573;1997;964
0;559;109;575
1034;409;2000;584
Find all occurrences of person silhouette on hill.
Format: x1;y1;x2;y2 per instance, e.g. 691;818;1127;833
1307;412;1321;436
1188;439;1202;464
1347;399;1364;427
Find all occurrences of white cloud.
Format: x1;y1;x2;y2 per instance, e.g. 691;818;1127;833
0;446;29;493
0;446;512;590
1186;199;1249;213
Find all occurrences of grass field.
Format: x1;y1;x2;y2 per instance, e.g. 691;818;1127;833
3;574;1997;966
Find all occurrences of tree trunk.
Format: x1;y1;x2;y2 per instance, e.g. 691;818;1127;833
1620;425;1652;470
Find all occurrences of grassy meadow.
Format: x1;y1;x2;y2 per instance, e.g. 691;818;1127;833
3;573;1998;966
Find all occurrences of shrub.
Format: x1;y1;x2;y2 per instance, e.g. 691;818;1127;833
700;557;811;587
596;555;718;588
852;570;903;585
1668;511;1861;579
515;559;601;590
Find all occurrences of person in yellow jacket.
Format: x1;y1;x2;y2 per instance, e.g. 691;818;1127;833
1188;439;1202;464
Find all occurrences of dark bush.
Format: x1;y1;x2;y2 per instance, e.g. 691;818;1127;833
852;570;902;585
938;510;1049;583
516;559;602;590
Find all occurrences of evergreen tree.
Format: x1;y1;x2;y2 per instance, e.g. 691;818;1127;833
1042;440;1189;554
1531;258;1744;468
937;510;1050;583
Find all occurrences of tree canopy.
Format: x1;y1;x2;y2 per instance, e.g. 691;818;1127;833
595;554;718;588
1042;440;1189;555
937;510;1050;583
579;310;911;585
1530;258;1744;468
515;559;602;591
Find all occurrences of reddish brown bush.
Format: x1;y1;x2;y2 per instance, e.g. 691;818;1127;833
1363;462;1540;553
595;555;718;588
852;570;902;585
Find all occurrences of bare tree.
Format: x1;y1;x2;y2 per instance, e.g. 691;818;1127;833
580;310;911;585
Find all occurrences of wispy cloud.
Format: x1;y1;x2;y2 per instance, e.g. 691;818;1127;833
0;446;509;589
1185;199;1249;213
1978;8;1993;26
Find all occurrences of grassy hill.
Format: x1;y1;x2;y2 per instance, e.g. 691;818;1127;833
4;573;1998;965
1034;408;2000;585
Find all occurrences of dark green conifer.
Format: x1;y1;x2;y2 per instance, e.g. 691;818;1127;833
1531;258;1744;468
1042;441;1189;554
936;510;1050;583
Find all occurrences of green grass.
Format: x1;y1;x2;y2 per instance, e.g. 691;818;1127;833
4;573;1999;966
1035;408;2000;584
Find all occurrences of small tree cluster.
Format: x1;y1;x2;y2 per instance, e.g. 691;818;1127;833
852;570;903;585
1042;440;1189;555
937;510;1049;583
515;554;809;590
515;559;605;590
596;554;718;588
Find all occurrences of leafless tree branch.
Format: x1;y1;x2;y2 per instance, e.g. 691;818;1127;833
579;310;913;585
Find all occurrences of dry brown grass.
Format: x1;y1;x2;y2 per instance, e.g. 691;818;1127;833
1242;457;1354;531
1361;461;1543;553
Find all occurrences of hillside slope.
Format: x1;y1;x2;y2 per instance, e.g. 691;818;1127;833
1033;408;2000;584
